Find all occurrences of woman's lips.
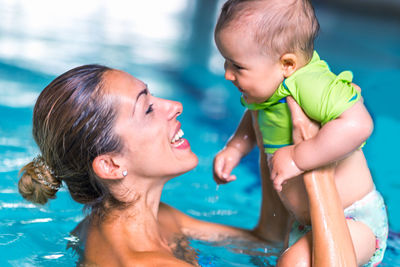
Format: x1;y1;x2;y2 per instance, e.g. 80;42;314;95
172;138;190;149
170;123;190;149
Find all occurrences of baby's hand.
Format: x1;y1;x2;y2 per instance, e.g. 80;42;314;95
213;146;242;184
269;145;303;192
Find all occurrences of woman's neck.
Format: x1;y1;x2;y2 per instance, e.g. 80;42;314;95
98;178;171;251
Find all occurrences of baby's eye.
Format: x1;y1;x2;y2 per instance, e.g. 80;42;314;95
233;64;244;70
145;104;153;114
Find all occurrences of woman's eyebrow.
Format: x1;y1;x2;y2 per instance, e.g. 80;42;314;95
136;87;148;101
132;85;148;115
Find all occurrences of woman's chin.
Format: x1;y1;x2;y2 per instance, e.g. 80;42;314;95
167;138;199;177
182;153;199;172
171;153;198;178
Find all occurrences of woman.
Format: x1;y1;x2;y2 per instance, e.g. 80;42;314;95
18;65;356;266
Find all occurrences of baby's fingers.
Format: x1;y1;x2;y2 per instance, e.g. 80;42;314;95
221;159;236;180
273;175;284;192
224;174;237;182
268;157;278;181
286;96;304;122
213;157;226;183
213;157;234;184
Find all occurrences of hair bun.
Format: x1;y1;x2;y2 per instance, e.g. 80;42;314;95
18;157;62;205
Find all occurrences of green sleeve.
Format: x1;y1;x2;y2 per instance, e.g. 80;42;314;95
292;70;360;125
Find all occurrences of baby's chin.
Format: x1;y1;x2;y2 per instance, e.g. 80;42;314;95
242;94;267;104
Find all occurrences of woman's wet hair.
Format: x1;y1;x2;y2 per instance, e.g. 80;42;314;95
18;64;124;216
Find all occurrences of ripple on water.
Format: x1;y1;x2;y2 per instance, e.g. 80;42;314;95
0;233;23;245
382;230;400;265
189;237;281;267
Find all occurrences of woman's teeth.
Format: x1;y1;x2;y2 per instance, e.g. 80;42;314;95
171;129;184;143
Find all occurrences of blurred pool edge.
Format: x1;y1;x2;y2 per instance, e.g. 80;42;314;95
313;0;400;20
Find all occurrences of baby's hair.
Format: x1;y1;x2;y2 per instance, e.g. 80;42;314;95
215;0;320;61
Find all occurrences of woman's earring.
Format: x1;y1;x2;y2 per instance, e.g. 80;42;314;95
122;170;128;177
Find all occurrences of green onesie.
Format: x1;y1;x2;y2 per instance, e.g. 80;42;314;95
241;51;361;154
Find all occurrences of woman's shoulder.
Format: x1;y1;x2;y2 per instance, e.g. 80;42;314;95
158;202;201;229
159;202;194;220
158;202;188;231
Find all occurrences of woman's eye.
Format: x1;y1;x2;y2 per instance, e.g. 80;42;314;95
145;104;154;114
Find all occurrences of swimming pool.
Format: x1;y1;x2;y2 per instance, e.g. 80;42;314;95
0;0;399;266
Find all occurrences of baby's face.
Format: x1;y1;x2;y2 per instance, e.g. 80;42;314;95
215;27;285;104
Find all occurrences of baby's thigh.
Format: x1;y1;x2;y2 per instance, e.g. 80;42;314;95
347;219;376;266
276;231;312;267
277;220;376;267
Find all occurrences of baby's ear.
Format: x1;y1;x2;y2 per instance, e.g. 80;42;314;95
280;53;298;78
92;154;124;180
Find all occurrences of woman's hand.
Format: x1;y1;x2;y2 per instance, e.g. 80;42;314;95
287;96;320;143
269;96;320;191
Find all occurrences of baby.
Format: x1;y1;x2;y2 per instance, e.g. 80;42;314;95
212;0;388;265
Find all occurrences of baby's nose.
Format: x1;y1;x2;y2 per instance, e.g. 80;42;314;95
224;69;235;81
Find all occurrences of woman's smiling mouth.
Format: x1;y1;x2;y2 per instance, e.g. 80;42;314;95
171;129;183;144
171;129;190;149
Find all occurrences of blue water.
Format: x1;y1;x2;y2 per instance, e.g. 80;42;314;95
0;0;399;266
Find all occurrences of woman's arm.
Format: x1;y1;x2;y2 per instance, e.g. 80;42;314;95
160;202;260;242
303;167;357;266
287;96;357;266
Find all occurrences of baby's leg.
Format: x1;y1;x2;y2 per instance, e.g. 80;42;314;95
277;231;312;266
347;220;376;265
251;110;292;243
276;219;376;266
252;149;292;243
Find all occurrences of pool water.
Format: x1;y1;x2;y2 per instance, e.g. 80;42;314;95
0;0;399;266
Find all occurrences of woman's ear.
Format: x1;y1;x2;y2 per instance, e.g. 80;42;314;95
280;53;298;78
93;154;124;180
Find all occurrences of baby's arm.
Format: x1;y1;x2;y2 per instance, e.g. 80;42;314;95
271;99;373;191
294;100;373;170
213;110;256;184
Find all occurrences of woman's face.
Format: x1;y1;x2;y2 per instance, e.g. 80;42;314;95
105;70;198;180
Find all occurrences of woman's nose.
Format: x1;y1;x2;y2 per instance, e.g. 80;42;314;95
166;100;182;120
224;61;235;81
